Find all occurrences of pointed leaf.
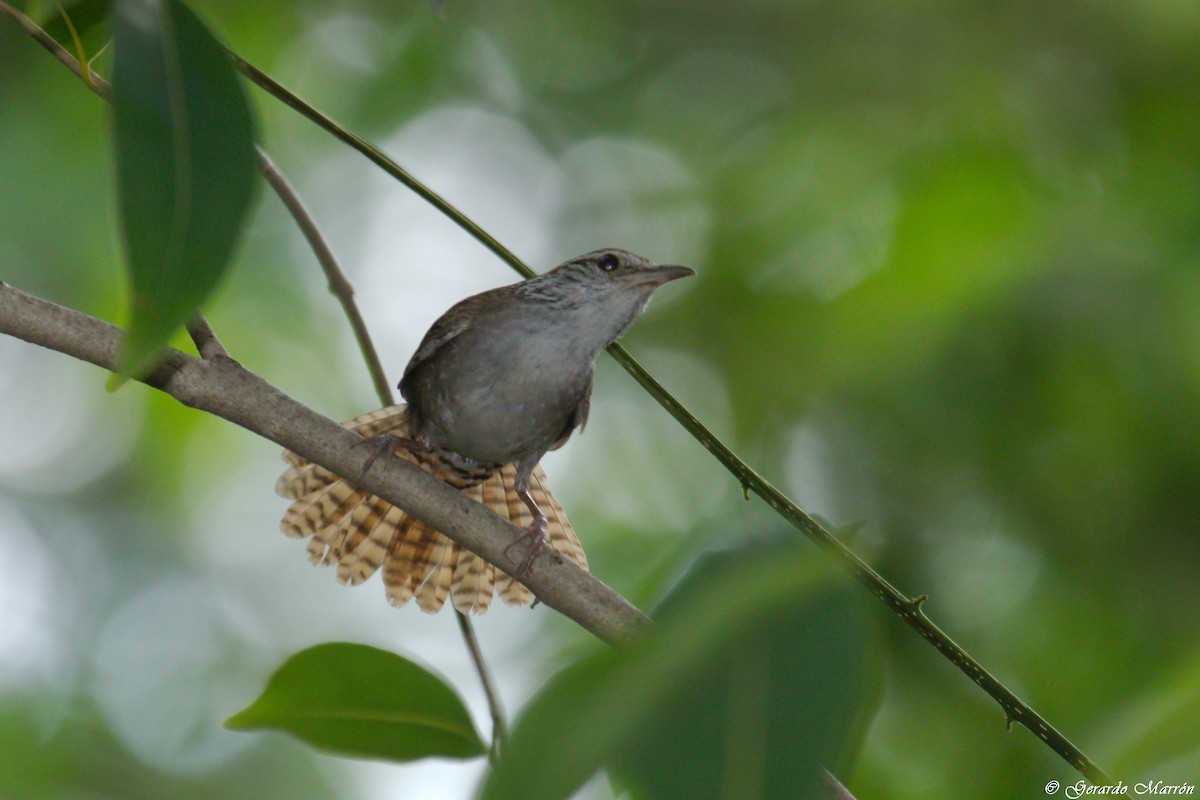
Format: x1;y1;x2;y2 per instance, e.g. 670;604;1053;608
611;557;871;800
481;541;875;800
111;0;257;376
226;643;486;762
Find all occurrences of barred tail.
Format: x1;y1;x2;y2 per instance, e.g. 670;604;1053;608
274;404;587;614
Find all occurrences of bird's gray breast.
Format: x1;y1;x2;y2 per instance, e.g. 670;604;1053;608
412;310;596;465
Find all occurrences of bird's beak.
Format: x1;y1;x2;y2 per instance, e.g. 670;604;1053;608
639;264;696;287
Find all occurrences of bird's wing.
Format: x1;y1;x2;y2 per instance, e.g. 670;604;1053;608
398;292;493;399
549;371;592;451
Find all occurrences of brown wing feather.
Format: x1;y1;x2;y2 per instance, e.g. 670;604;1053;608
382;521;416;607
495;569;533;607
530;467;587;568
336;505;402;586
449;484;496;613
414;534;457;613
451;550;496;614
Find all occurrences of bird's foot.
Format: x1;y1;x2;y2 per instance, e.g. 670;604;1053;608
504;516;549;578
354;433;428;482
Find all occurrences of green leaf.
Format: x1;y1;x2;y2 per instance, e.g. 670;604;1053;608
481;650;619;800
225;642;486;762
110;0;257;377
481;541;875;800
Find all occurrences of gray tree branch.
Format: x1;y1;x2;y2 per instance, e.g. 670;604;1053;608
0;280;650;644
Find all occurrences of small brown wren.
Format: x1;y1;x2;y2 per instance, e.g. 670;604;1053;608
276;248;694;613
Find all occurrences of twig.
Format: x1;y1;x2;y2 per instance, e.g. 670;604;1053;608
455;610;508;760
0;1;110;96
0;281;651;643
187;315;229;360
256;150;395;407
604;345;1119;784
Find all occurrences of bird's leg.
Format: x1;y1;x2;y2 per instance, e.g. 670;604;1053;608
355;432;429;482
503;484;549;578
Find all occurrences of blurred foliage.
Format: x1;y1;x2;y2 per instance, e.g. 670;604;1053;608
483;544;873;800
108;0;258;377
2;0;1199;798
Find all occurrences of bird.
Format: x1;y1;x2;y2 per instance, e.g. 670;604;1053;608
275;248;695;614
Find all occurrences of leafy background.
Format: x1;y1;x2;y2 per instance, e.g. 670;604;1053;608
2;0;1199;797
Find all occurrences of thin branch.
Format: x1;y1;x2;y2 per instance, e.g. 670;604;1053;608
256;150;395;408
0;1;110;96
604;344;1116;781
455;610;508;760
187;314;229;360
0;281;651;643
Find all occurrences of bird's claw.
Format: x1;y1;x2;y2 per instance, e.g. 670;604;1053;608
354;433;426;483
504;516;549;578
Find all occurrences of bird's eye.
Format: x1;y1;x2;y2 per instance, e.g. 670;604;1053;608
598;253;620;272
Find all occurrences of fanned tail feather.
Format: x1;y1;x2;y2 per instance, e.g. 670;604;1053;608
450;484;497;614
275;404;587;613
530;467;587;570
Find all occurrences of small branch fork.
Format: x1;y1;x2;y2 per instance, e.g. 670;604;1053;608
186;315;228;360
0;2;1122;792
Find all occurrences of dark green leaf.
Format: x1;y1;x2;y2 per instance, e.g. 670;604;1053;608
612;552;872;800
111;0;257;376
481;541;875;800
225;642;486;762
480;649;620;800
